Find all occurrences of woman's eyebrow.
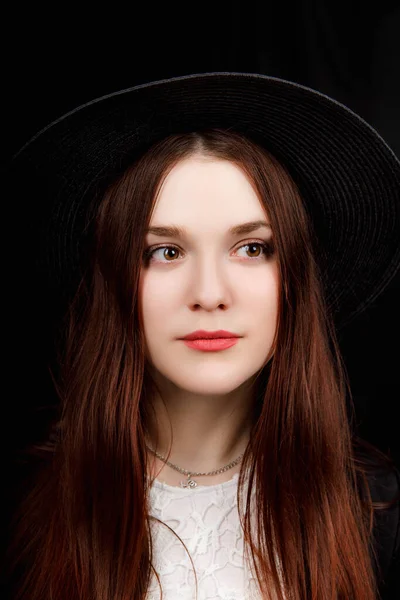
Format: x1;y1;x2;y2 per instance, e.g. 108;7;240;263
146;220;271;238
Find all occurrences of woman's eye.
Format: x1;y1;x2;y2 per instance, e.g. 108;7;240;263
143;240;275;264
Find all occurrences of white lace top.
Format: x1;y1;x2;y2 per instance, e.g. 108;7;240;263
146;471;275;600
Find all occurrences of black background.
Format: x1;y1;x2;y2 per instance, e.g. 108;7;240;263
2;1;400;470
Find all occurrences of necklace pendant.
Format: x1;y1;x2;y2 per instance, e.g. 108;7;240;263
180;475;198;489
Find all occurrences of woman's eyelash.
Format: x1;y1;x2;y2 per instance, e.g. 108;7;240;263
143;240;275;264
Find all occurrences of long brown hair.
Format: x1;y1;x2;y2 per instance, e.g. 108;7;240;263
4;129;399;599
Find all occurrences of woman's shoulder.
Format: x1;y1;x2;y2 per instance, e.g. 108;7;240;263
354;442;400;596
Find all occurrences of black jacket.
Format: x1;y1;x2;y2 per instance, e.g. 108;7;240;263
365;455;400;599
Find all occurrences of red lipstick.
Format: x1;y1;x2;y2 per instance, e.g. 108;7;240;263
181;330;240;340
180;330;241;352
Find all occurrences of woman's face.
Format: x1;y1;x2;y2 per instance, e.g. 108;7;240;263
139;155;279;397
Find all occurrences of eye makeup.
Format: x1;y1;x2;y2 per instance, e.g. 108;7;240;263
142;239;275;265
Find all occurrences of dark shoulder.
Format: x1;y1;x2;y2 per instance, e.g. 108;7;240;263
354;442;400;596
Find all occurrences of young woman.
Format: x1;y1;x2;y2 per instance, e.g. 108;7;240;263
3;73;400;599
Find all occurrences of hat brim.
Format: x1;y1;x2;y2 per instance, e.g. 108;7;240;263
6;72;400;330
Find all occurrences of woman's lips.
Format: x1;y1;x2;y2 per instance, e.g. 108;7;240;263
181;338;239;352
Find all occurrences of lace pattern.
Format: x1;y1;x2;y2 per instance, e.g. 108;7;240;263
146;472;266;600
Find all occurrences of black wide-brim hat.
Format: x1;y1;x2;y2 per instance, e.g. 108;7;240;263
5;72;400;332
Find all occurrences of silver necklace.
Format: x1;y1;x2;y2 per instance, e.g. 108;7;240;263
146;444;244;489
